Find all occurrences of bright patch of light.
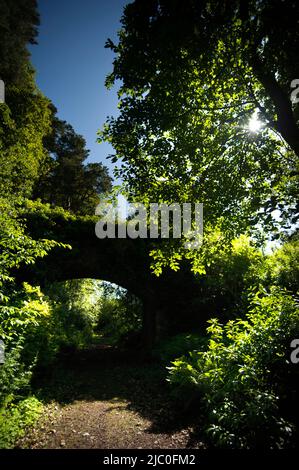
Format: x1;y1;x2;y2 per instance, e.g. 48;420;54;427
248;110;263;133
117;193;129;221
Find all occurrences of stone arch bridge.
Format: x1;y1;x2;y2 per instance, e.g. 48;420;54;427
15;208;203;349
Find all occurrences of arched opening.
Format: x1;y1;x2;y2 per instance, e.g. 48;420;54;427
41;278;143;356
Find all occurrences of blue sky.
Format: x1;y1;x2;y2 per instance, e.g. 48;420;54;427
30;0;129;182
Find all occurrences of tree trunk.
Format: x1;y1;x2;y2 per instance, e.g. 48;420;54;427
142;293;157;351
251;55;299;158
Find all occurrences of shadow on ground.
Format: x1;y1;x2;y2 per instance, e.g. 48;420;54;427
32;345;204;447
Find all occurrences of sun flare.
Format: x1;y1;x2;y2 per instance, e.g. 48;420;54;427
248;110;263;133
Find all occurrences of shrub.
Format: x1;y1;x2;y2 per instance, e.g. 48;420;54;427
153;332;208;364
268;239;299;294
0;283;50;448
0;396;42;448
168;287;299;449
185;235;269;323
96;284;142;345
43;279;101;352
0;346;33;409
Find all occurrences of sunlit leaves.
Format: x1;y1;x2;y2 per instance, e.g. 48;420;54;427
100;0;298;275
168;286;299;448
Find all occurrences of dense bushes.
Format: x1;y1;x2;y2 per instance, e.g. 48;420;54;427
168;287;299;448
187;235;298;325
0;201;96;446
0;396;42;449
96;283;142;345
43;279;102;353
268;239;299;293
0;197;65;447
153;332;207;364
0;282;54;448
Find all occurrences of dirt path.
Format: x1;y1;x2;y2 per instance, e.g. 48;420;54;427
17;346;204;449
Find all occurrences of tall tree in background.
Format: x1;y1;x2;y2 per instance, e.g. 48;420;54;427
0;0;39;87
0;0;112;214
101;0;299;259
34;107;112;215
0;0;52;198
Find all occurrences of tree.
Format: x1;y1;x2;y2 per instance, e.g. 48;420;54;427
0;0;51;199
34;108;112;215
0;0;39;87
100;0;299;266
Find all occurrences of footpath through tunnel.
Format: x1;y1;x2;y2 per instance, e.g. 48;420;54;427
17;278;202;450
